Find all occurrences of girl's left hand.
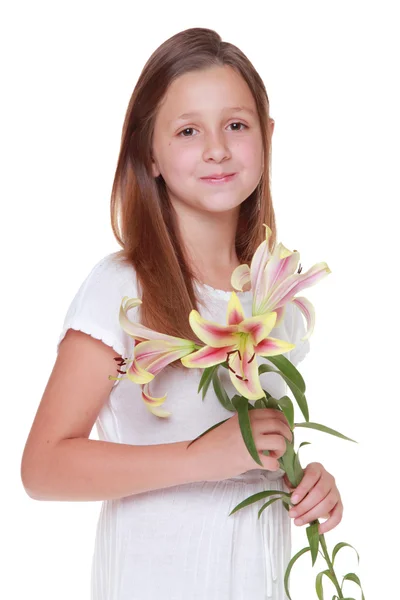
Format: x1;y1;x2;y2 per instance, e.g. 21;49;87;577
283;462;343;534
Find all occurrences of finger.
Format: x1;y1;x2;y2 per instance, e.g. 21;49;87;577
318;500;343;534
254;408;291;427
292;490;338;526
260;434;286;458
258;418;293;443
254;450;281;471
289;476;333;518
290;463;323;505
258;453;281;471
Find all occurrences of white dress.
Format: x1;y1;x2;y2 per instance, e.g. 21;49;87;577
56;253;310;600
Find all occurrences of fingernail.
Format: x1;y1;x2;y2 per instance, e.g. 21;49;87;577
291;494;300;504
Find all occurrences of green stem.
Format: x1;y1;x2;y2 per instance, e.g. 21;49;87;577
318;532;343;598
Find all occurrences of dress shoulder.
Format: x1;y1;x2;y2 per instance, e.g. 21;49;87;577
56;252;139;359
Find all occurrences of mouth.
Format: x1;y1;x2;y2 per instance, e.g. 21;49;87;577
200;173;237;184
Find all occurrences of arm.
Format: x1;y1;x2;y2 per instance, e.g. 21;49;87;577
23;437;204;502
21;330;207;502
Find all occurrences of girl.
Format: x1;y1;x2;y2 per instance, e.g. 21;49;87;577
21;27;343;600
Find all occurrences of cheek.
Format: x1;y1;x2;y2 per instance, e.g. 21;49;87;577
167;146;198;179
236;137;263;171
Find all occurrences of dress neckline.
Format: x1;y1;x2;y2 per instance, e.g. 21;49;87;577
194;280;252;300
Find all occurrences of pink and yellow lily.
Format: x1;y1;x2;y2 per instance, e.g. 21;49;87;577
231;225;331;341
181;292;295;401
112;296;198;417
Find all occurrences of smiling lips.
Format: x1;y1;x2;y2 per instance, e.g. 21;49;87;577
200;172;237;183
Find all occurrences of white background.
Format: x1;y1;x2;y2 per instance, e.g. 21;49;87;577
2;1;399;599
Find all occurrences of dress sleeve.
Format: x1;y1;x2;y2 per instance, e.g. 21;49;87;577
56;253;138;359
287;301;310;367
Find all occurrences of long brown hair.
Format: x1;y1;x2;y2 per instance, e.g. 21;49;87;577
111;27;277;349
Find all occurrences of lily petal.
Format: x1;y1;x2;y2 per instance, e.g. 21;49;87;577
231;264;250;292
273;305;286;328
188;310;238;347
228;340;265;400
266;262;331;309
263;243;300;297
250;224;273;291
238;312;277;346
254;336;295;356
134;339;196;375
125;357;154;384
119;296;192;344
227;292;245;325
292;296;315;340
181;344;237;369
142;383;171;418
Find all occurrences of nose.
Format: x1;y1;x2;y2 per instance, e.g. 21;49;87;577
202;130;232;163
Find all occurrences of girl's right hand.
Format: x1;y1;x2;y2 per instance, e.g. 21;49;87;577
188;408;293;482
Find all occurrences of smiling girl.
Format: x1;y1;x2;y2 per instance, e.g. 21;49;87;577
21;27;343;600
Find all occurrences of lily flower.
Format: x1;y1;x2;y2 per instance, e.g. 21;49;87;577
112;296;198;417
231;225;331;341
181;292;295;400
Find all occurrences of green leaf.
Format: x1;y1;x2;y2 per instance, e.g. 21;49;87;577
276;395;295;429
341;573;365;600
316;569;337;600
198;364;219;399
231;395;262;466
332;542;360;566
262;354;306;393
229;489;290;515
258;495;284;518
306;521;320;566
293;441;311;483
212;369;236;411
284;546;311;600
259;363;309;421
279;439;296;485
231;394;256;410
294;422;357;443
263;394;280;409
186;418;230;449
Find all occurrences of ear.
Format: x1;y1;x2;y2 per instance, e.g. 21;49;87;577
269;117;275;137
151;154;161;178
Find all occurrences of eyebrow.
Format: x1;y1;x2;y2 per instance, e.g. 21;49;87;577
172;106;256;122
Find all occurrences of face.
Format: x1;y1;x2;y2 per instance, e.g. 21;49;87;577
151;65;274;216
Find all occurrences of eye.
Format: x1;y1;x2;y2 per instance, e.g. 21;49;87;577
178;127;197;137
177;122;248;137
227;122;248;131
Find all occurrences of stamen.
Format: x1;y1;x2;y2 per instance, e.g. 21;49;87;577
114;356;127;366
226;348;247;380
248;352;256;364
235;374;248;382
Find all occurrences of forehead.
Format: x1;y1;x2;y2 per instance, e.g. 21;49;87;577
155;66;257;126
